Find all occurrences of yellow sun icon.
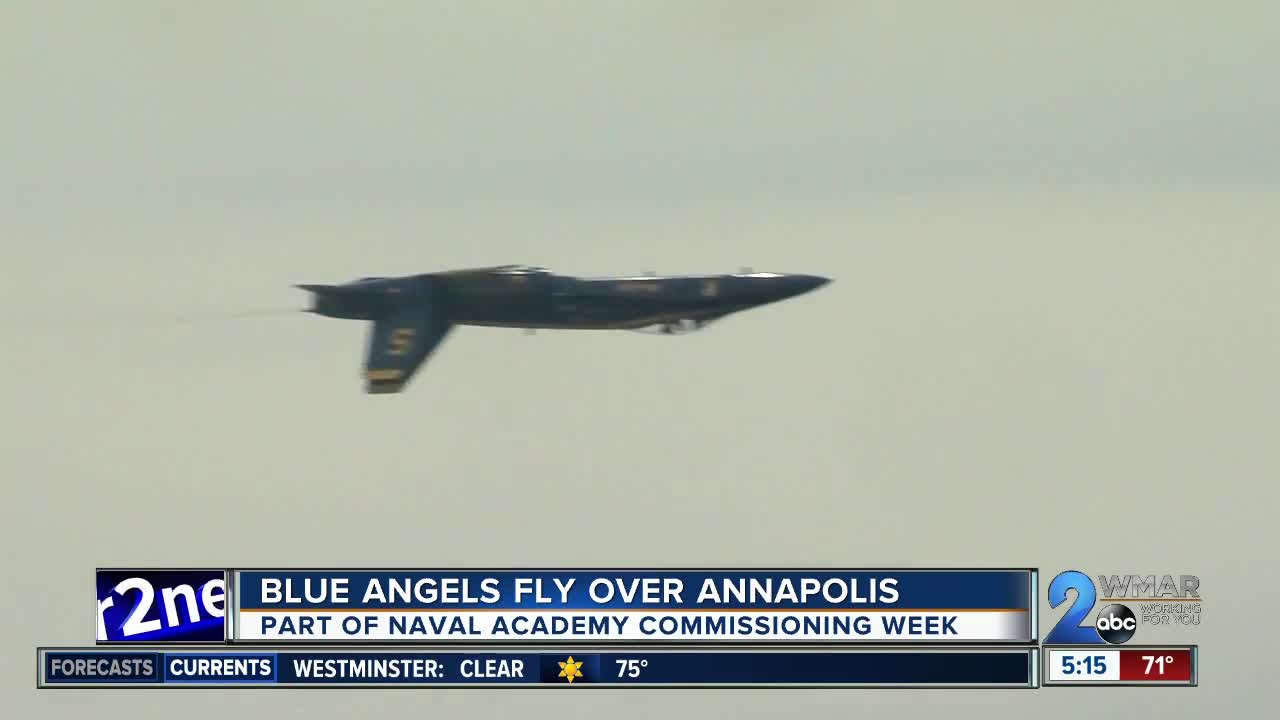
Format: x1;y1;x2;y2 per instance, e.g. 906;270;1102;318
558;656;584;683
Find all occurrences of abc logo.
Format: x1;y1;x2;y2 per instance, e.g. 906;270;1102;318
1095;604;1137;644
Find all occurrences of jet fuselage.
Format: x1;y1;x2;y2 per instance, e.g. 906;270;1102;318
306;266;830;331
297;265;830;392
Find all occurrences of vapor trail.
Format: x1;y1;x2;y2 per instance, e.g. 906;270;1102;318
0;307;304;334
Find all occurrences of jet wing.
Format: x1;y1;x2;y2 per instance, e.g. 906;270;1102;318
363;306;453;394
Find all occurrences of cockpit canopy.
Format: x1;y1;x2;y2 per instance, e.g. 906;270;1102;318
439;264;557;297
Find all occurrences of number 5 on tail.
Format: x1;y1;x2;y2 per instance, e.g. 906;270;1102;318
387;328;415;355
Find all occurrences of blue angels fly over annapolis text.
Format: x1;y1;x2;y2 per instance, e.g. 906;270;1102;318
256;575;901;607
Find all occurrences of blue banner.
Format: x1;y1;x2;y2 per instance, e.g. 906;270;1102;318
39;648;1036;688
234;569;1032;611
230;568;1035;643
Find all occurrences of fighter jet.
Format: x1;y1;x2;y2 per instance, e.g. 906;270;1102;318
298;265;831;393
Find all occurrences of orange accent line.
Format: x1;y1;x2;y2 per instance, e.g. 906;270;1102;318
238;608;1028;613
1100;598;1200;602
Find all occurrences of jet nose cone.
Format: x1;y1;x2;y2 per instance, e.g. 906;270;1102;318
774;274;830;299
795;274;832;293
742;273;832;305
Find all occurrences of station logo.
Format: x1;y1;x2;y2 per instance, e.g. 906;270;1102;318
1096;574;1202;631
97;569;227;643
1094;604;1137;644
1045;570;1201;645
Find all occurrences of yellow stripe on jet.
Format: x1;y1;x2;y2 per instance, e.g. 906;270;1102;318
366;369;405;381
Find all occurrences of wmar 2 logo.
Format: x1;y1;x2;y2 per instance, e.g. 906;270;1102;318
1045;570;1201;645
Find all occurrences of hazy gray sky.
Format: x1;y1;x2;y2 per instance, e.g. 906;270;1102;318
2;2;1276;717
2;0;1277;216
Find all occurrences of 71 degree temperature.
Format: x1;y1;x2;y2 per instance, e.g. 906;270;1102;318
1143;655;1175;675
616;659;649;678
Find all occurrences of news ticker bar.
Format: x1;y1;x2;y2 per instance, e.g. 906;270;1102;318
1042;646;1198;687
97;568;1038;644
39;647;1039;688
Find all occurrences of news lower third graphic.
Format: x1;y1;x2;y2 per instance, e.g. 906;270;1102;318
1042;647;1198;686
37;648;1039;688
97;569;227;643
1044;570;1202;646
38;566;1203;690
227;569;1035;643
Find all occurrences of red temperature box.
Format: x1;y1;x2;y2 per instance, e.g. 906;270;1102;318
1118;648;1195;683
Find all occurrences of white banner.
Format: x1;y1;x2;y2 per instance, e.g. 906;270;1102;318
235;609;1030;642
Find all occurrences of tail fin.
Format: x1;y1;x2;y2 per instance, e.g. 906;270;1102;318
364;306;454;393
296;275;451;392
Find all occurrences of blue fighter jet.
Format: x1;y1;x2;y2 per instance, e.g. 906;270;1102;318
298;265;830;393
